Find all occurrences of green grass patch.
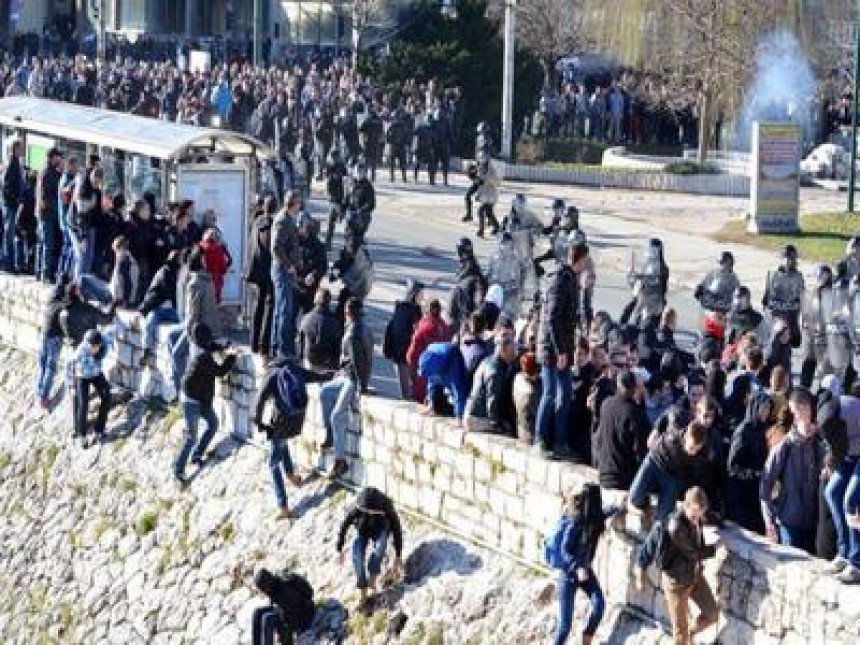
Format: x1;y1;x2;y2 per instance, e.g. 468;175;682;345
372;610;388;635
463;444;482;459
118;478;137;493
713;212;860;264
218;521;236;543
489;458;506;481
162;407;182;435
135;510;159;538
0;452;11;470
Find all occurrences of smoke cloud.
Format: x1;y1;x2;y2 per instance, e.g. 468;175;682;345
735;31;816;150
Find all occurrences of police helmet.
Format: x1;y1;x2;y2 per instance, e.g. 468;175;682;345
552;198;565;211
457;237;474;258
476;121;488;135
782;244;798;260
719;251;734;268
732;286;751;311
816;263;833;286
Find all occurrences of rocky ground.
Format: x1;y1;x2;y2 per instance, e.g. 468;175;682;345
0;344;644;645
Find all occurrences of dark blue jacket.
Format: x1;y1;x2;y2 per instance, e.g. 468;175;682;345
559;506;619;576
418;342;469;418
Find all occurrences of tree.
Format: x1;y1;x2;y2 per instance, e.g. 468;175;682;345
487;0;590;89
658;0;781;161
351;0;385;69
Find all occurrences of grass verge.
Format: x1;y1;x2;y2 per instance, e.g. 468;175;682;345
712;212;860;264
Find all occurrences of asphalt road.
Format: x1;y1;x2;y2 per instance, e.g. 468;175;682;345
307;176;704;398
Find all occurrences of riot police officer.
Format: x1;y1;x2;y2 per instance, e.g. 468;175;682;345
345;159;376;248
324;149;348;251
385;106;409;183
336;105;360;163
727;286;765;345
488;232;528;320
359;105;383;182
412;110;435;184
625;238;669;329
475;159;500;238
502;194;543;305
801;264;835;388
763;244;804;347
312;104;335;181
430;106;453;186
837;236;860;283
695;251;740;313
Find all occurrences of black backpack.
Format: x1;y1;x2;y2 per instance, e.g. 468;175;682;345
275;572;315;633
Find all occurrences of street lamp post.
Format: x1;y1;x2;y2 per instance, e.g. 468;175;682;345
501;0;516;159
850;19;860;212
252;0;260;67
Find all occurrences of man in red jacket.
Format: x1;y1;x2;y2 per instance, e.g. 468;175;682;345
405;299;450;404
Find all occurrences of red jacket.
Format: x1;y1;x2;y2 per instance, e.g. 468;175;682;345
406;313;450;369
199;239;230;302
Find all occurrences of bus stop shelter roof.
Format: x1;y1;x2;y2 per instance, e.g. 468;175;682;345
0;97;274;160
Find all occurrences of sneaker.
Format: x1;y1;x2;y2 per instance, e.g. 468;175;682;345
327;459;349;480
462;214;473;222
288;473;303;487
75;435;88;449
836;565;860;584
175;476;189;492
39;397;50;411
823;556;850;575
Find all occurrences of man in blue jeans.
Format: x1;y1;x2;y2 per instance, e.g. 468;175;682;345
336;487;403;608
137;250;183;366
35;147;63;283
270;190;302;358
629;419;708;520
2;139;25;272
56;156;79;279
35;287;69;409
535;240;589;458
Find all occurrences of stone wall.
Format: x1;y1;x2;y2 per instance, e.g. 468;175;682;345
1;274;859;643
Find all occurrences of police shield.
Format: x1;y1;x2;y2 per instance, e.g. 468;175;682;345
512;229;537;302
803;288;829;360
488;242;524;320
628;249;663;321
826;285;853;373
766;270;802;315
700;271;735;313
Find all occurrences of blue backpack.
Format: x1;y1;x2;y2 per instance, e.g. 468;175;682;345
274;367;308;417
543;517;573;569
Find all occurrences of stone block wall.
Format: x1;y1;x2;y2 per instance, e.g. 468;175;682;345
1;274;859;642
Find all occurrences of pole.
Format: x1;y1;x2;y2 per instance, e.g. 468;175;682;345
501;0;516;160
851;16;860;212
252;0;259;67
97;0;107;68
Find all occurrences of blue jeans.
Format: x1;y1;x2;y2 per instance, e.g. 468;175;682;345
352;529;389;588
143;307;180;353
825;457;857;560
2;204;17;270
846;459;860;569
778;524;816;555
174;398;218;480
251;606;284;645
58;227;73;279
629;454;682;520
79;273;113;305
535;363;572;453
269;437;295;509
270;268;296;358
319;376;356;460
166;324;188;395
554;570;605;644
71;227;96;280
36;221;59;282
36;335;63;400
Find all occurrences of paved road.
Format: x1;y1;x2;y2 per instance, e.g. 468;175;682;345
307;175;703;398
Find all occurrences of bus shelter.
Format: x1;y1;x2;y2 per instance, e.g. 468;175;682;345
0;97;274;306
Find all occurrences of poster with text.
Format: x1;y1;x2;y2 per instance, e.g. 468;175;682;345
749;122;800;233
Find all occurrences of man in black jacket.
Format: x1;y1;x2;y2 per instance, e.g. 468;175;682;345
464;337;518;435
254;357;330;519
174;323;237;487
324;149;348;251
246;199;276;356
35;147;64;283
336;487;404;608
319;297;373;479
534;241;589;458
594;368;650;491
2;139;25;272
298;288;342;373
294;213;328;319
137;250;182;367
383;280;424;399
656;487;721;644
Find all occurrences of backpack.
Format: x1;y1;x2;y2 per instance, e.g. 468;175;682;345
542;517;574;570
275;571;316;633
275;366;308;416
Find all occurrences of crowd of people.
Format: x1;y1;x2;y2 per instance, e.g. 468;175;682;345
4;45;860;644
